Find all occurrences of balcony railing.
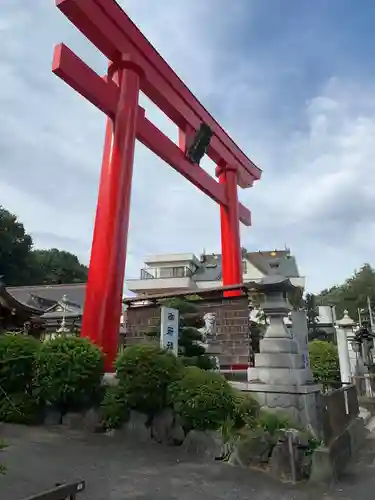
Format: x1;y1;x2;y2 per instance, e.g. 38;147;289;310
140;266;193;280
140;269;155;280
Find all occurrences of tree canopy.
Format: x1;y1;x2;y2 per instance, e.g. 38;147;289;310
316;263;375;322
0;206;88;286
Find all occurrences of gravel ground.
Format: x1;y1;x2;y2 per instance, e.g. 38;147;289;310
1;423;375;500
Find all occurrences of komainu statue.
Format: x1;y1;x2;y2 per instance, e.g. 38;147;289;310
198;312;217;343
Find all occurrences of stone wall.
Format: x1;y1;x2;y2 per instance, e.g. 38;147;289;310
123;296;250;367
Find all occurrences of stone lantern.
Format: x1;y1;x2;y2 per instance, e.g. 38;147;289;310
335;310;355;383
245;275;320;434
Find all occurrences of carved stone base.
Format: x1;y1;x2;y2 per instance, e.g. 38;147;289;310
231;381;321;437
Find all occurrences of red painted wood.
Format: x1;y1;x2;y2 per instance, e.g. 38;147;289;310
56;0;262;188
52;44;117;118
219;166;242;297
53;0;261;369
52;44;252;226
81;62;142;371
137;114;251;226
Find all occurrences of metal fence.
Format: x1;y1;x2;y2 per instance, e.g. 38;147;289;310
22;480;85;500
319;384;359;446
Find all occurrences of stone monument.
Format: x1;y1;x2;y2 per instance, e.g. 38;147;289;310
245;276;321;435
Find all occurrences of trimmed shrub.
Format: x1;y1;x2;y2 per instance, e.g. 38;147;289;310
35;337;104;411
0;392;42;425
0;334;39;394
115;344;184;416
233;392;260;428
308;340;340;383
168;366;235;431
100;385;130;430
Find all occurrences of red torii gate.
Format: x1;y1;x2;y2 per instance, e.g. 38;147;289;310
53;0;262;371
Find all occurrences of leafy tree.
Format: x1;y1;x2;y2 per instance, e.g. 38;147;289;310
147;297;215;370
316;264;375;321
0;206;33;285
0;206;88;286
28;248;88;284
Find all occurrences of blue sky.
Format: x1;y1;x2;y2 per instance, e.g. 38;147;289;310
2;0;375;293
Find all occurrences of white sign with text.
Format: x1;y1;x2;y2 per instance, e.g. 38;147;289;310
160;306;179;356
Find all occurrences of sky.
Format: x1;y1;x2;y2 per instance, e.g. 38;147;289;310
2;0;375;293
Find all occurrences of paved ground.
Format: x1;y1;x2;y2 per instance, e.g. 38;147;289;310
1;423;375;500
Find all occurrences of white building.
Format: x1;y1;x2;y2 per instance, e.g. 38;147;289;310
127;249;305;296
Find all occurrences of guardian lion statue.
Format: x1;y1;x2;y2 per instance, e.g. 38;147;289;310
198;312;217;343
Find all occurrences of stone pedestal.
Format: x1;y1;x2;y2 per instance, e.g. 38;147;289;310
245;276;321;436
204;340;221;370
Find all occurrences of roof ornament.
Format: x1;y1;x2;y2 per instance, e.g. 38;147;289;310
57;294;69;334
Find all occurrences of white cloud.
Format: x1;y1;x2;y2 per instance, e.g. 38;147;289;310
1;0;375;293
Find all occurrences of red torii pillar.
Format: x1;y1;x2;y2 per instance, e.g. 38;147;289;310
53;0;262;371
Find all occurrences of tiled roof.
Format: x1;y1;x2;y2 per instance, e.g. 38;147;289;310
7;283;86;309
245;250;300;277
191;249;300;283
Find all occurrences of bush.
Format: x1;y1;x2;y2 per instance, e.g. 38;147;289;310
100;385;130;430
0;334;39;394
115;344;183;416
256;409;291;434
168;366;235;431
233;392;260;428
308;340;340;383
35;337;104;412
0;392;42;425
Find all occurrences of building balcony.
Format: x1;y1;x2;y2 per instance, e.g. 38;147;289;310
127;266;196;294
140;266;193;279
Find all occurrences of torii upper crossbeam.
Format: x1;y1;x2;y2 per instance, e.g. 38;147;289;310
53;0;262;370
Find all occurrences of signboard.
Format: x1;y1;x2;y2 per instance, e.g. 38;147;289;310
160;307;179;356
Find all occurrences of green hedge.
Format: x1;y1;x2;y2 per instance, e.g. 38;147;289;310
0;392;42;425
100;385;130;430
308;340;340;383
35;336;104;411
115;344;183;416
0;334;40;394
233;392;260;428
168;366;235;431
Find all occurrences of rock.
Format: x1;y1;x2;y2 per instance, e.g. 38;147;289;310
62;412;85;429
150;409;185;446
168;420;185;446
229;429;274;468
269;430;307;482
83;408;104;433
151;409;174;444
182;430;226;460
43;407;62;426
124;411;150;442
